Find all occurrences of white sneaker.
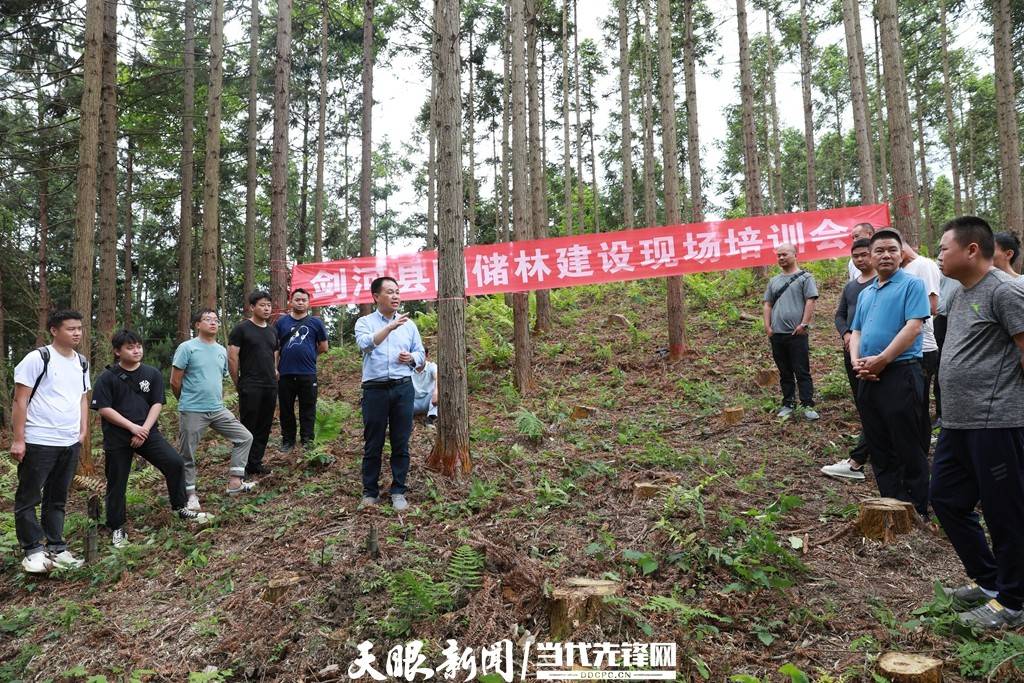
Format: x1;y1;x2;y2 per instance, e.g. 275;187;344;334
21;553;53;574
47;550;84;569
111;528;129;548
803;408;820;420
186;493;201;511
820;459;866;480
777;406;795;418
176;508;213;525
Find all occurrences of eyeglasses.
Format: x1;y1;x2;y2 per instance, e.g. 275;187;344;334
200;316;220;323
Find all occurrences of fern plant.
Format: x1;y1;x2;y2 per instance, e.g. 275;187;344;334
303;399;354;466
445;545;484;591
514;408;545;442
381;569;454;637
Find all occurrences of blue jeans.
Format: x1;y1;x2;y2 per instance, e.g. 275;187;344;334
361;380;414;497
14;442;80;556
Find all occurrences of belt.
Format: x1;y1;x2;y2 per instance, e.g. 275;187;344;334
361;376;411;389
888;358;920;368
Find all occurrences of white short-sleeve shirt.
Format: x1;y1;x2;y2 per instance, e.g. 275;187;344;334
13;346;90;446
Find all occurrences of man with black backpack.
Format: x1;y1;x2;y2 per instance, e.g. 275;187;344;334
763;243;820;420
92;329;212;549
10;310;90;574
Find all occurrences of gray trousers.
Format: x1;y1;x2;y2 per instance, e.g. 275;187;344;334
178;409;252;491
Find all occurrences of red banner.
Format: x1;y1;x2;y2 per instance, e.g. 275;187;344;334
291;204;890;306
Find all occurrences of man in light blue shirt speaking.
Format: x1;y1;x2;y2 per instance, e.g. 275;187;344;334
354;276;425;512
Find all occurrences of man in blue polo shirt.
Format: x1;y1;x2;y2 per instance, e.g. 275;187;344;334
275;288;328;452
354;276;425;512
849;228;931;516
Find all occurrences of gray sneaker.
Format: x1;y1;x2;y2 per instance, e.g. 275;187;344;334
391;494;409;512
358;496;381;510
958;599;1024;629
777;405;795;418
803;408;820;420
943;582;994;608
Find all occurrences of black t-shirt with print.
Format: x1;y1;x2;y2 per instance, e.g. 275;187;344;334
90;363;166;448
228;319;279;388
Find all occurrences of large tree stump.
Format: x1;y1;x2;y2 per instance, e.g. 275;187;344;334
857;498;917;543
261;572;302;603
549;578;621;641
877;652;943;683
632;482;668;500
754;368;777;388
723;406;744;425
570;405;598;420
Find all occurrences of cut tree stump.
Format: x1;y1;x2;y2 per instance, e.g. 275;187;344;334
632;482;668;500
261;572;302;603
549;578;621;641
606;313;631;327
754;368;777;387
857;498;918;543
877;652;943;683
570;405;598;420
723;406;744;425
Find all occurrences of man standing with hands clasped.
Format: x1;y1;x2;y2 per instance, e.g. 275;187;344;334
931;216;1024;629
228;291;279;477
763;243;820;420
354;276;425;512
849;228;931;518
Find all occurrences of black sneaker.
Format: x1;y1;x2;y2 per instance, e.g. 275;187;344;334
176;508;213;524
280;442;295;454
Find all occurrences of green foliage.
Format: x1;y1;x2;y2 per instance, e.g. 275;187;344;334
188;669;233;683
514;408;545;442
535;476;571;508
712;496;806;592
466;479;500;512
644;595;729;628
380;569;454;637
305;399;354;466
956;633;1024;678
777;663;810;683
445;545;484;591
623;549;659;576
818;368;851;400
476;328;514;368
413;309;438;337
0;607;35;636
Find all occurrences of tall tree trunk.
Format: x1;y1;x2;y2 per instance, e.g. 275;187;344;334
427;63;438;249
511;0;534;394
640;1;657;226
938;0;962;215
299;91;311;261
561;0;573;236
877;0;920;245
572;0;584;231
914;80;931;242
427;0;471;478
799;0;817;211
466;27;477;246
834;104;846;205
270;0;293;309
314;0;328;263
36;86;51;347
527;0;552;332
765;9;783;212
843;0;877;204
501;3;511;243
736;0;764;217
657;0;688;359
71;0;104;356
97;0;118;355
993;0;1023;233
588;91;600;232
177;0;196;343
200;0;225;309
0;222;6;426
873;13;889;202
244;0;259;310
618;0;634;228
683;0;703;221
358;0;374;314
123;137;134;328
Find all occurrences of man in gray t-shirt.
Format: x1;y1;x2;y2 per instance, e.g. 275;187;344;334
930;216;1024;630
762;243;819;419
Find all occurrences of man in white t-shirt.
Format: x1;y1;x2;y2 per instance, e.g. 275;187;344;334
901;242;942;451
412;349;439;425
10;310;91;574
847;223;876;280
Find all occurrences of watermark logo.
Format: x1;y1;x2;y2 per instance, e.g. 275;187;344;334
346;640;677;681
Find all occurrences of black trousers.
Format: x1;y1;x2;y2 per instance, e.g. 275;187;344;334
770;333;814;407
279;374;318;446
930;427;1024;611
239;384;277;472
14;442;80;556
933;315;948;419
843;351;871;465
920;350;939;449
856;361;929;515
361;380;414;498
104;431;187;530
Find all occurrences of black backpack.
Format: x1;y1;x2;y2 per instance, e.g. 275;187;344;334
28;347;90;404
